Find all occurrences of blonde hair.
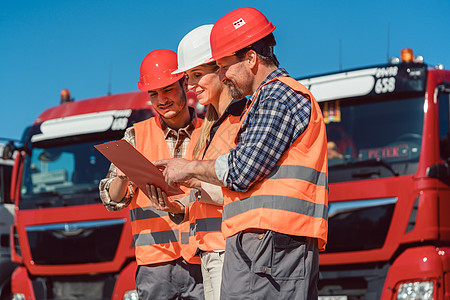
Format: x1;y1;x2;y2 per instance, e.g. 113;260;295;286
193;104;218;159
191;61;221;159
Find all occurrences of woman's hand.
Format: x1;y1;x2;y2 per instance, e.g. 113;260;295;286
180;178;202;189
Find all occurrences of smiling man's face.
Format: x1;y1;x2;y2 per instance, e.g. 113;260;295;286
217;54;252;99
147;81;187;120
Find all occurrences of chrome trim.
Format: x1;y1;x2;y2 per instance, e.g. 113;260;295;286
328;197;397;218
26;219;126;232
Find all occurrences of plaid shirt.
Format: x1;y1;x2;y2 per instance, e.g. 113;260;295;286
224;68;311;192
99;109;198;211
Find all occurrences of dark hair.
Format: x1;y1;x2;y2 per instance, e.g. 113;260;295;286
176;77;187;100
235;33;279;67
178;76;186;87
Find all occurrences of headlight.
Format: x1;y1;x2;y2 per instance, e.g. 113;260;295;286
397;281;434;299
123;290;138;300
12;294;26;300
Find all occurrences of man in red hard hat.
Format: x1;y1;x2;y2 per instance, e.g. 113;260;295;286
156;7;328;299
99;49;204;300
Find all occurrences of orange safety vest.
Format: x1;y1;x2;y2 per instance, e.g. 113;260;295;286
130;116;202;265
188;112;242;251
221;77;329;251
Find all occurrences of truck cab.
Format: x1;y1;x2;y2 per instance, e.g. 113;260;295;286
298;49;450;299
7;91;157;300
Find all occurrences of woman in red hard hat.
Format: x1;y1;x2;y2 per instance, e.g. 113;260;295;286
157;7;328;299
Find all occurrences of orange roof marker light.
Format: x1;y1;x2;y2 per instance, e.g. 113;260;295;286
60;88;73;104
401;48;414;63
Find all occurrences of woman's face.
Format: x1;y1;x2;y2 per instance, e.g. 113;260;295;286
185;64;222;106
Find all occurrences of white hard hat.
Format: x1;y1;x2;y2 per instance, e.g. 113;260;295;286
172;24;214;74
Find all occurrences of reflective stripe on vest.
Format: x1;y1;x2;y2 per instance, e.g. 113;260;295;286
222;195;328;221
130;206;168;221
134;229;179;246
195;217;223;232
267;165;328;190
221;77;329;251
131;117;202;265
180;231;190;245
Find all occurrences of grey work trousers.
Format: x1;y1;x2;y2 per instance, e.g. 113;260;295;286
220;230;319;300
135;257;204;300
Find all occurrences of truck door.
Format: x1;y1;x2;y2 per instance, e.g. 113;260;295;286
428;83;450;185
0;157;15;300
438;83;450;164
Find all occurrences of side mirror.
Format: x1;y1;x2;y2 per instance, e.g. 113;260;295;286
2;141;16;160
427;162;450;186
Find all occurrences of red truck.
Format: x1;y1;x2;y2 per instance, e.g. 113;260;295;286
297;49;450;299
0;142;16;300
4;89;205;300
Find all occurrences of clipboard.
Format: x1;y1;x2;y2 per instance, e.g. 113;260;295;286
95;140;184;197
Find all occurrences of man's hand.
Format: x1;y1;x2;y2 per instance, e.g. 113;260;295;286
146;184;184;214
154;158;194;187
156;158;223;187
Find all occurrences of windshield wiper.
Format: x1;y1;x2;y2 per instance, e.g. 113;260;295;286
21;191;62;208
56;184;98;195
330;158;399;177
22;190;61;198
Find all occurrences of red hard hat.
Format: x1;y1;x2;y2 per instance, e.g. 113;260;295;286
138;49;184;91
210;7;276;61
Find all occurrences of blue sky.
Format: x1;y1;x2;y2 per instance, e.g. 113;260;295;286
1;0;449;141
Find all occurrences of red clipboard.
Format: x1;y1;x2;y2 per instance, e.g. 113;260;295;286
95;140;184;197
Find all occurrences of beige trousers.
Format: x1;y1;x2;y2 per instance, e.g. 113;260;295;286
200;250;225;300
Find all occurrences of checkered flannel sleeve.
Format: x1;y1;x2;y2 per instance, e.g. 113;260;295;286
225;75;311;192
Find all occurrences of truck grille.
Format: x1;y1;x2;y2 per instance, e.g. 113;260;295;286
26;219;125;265
319;263;390;299
31;273;116;300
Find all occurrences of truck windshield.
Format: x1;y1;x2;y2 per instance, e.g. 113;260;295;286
322;96;424;183
20;140;111;209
